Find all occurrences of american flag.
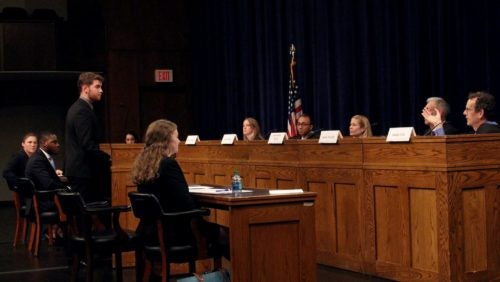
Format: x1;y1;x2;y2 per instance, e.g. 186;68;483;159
287;44;302;138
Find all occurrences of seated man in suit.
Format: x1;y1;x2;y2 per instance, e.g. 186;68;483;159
463;91;500;134
291;114;321;139
25;132;69;213
421;97;459;136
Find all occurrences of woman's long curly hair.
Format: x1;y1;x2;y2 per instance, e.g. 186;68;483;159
131;119;177;184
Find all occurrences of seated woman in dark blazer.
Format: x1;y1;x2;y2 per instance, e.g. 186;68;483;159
131;119;223;248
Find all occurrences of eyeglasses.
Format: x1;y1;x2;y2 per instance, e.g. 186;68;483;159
297;123;311;126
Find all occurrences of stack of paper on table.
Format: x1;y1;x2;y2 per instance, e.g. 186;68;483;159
268;189;304;195
188;185;232;194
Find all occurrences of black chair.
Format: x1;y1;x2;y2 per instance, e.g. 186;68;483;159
30;9;61;21
128;192;218;282
0;7;29;20
15;177;61;256
57;191;138;282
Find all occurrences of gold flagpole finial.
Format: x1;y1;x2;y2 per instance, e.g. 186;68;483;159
289;44;296;85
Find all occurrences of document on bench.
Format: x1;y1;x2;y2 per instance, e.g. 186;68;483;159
189;185;251;194
268;189;304;195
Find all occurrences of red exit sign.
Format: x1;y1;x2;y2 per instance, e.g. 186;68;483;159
155;69;173;82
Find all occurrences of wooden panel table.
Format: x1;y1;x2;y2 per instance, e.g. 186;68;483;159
191;189;317;282
106;135;500;281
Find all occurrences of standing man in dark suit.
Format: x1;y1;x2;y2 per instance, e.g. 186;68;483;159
65;72;110;202
25;132;68;212
463;91;500;134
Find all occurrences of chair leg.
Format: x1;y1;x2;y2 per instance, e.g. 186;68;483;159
161;259;168;282
21;218;28;244
189;260;196;274
135;250;144;282
115;251;123;282
33;223;41;256
86;247;94;282
71;253;80;282
142;259;152;282
13;215;21;247
28;222;36;252
47;224;54;246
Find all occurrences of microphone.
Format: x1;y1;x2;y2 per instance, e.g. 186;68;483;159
305;128;323;138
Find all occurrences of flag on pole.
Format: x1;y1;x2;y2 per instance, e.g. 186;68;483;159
287;44;302;138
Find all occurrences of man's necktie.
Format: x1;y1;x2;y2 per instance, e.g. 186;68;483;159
48;157;56;170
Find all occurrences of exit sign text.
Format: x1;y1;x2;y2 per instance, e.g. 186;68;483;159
155;69;173;82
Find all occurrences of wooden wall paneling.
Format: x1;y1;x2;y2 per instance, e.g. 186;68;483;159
178;161;209;185
462;187;487;272
446;135;500;169
249;141;298;165
207;162;248;187
253;165;298;189
177;142;212;161
208;143;251;162
454;168;500;281
366;169;442;281
248;214;300;281
492;182;500;280
409;188;438;272
435;171;453;280
111;168;137;266
303;167;364;271
296;139;363;168
229;202;316;282
107;52;140;142
363;138;448;170
374;184;405;265
109;144;142;169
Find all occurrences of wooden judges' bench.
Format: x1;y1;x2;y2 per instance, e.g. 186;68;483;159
105;135;500;281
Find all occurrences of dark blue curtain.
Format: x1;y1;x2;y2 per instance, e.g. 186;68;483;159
188;0;500;139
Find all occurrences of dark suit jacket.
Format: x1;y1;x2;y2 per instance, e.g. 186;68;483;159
26;149;67;192
290;129;321;140
2;151;29;190
423;122;459;136
65;98;110;179
25;149;67;212
136;157;197;245
471;122;500;134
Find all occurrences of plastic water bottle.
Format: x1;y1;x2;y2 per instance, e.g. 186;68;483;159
231;170;242;191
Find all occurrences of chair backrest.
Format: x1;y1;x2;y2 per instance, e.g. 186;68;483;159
14;178;34;198
31;9;60;21
56;192;85;217
0;7;29;20
128;192;164;220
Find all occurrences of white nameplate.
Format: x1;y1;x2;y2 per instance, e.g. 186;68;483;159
268;132;287;144
221;134;238;145
319;130;342;144
386;127;416;142
185;135;200;145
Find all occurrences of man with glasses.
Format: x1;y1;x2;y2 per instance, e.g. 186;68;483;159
290;114;321;139
421;97;458;136
463;91;500;134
